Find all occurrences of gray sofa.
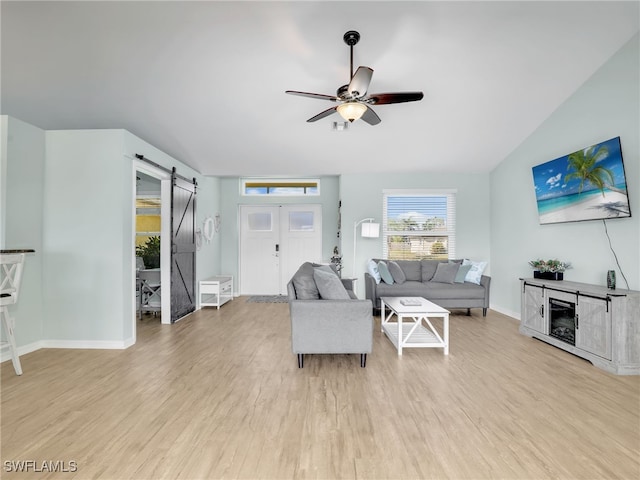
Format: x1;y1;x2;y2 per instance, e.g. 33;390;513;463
287;262;373;368
365;259;491;316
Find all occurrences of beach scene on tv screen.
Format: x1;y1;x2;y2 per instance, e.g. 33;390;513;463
532;137;631;225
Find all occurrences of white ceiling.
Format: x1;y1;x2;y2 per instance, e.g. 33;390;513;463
2;1;638;177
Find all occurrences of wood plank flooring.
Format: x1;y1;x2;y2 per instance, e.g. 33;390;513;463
1;299;639;479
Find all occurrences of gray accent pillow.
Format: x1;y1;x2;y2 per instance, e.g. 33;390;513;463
431;262;460;284
388;261;406;284
421;260;441;282
291;262;320;299
315;264;337;276
313;268;350;300
397;260;421;281
377;261;394;285
454;264;472;283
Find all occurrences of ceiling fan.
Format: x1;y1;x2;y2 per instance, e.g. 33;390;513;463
286;30;424;125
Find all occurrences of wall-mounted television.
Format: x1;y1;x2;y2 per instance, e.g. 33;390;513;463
532;136;631;225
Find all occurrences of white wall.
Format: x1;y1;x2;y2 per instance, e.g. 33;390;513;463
0;124;222;356
340;172;491;298
44;130;130;345
0;116;46;351
40;129;222;346
490;33;640;318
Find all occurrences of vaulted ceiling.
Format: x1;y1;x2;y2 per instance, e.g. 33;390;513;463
2;1;638;176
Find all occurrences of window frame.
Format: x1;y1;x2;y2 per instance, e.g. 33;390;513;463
240;178;320;196
382;189;457;261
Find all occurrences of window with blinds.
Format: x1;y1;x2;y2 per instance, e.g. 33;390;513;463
383;190;456;260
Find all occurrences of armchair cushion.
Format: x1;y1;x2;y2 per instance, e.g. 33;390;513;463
314;268;350;300
292;263;320;299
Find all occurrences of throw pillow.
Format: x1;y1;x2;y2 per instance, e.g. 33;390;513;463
291;262;320;299
462;259;488;285
367;259;381;284
313;268;350;300
387;261;406;284
421;259;440;282
454;264;472;283
377;261;394;285
314;264;337;276
431;262;460;284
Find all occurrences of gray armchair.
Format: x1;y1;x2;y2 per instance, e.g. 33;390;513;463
287;263;373;368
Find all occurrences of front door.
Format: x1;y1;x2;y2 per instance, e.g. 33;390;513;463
239;204;322;295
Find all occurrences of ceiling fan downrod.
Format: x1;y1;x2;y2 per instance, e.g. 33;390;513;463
343;30;360;81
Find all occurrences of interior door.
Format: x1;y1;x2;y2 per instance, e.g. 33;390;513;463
171;171;196;322
239;204;322;295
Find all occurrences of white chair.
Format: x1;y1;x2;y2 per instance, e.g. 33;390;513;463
1;253;25;375
138;269;161;318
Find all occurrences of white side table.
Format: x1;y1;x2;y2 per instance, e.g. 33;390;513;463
199;275;233;309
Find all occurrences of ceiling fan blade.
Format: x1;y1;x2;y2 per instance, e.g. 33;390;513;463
307;106;338;122
286;90;339;102
366;92;424;105
348;66;374;98
361;106;381;126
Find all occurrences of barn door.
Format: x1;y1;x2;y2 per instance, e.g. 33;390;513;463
171;169;197;322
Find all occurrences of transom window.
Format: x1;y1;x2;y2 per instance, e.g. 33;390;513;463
241;178;320;196
383;190;456;260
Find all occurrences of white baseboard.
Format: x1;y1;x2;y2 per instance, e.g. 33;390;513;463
490;304;521;321
1;338;135;364
41;339;133;349
0;340;45;363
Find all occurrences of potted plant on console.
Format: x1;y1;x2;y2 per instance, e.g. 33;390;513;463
529;259;571;280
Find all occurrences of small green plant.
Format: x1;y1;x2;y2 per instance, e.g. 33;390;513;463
528;259;571;273
136;236;160;269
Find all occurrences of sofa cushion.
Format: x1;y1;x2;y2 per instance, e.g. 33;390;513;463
367;259;381;284
314;268;350;300
431;262;460;284
423;281;486;300
377;261;394;285
292;262;320;299
463;259;488;285
396;260;421;281
421;260;442;282
454;264;472;283
376;280;426;298
387;261;406;284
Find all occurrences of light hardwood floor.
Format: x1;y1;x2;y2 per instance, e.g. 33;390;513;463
2;299;639;479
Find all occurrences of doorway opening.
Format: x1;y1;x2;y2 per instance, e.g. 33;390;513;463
133;161;172;335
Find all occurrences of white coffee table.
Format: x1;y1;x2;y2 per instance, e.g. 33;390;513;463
380;297;450;356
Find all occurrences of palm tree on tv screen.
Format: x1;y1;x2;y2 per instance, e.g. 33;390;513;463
564;144;626;196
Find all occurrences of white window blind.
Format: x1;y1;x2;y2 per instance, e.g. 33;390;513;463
383;190;456;260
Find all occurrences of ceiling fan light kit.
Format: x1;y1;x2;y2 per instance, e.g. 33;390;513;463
337;102;367;122
286;30;423;126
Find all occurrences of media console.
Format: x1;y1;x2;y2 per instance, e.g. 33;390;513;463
520;278;640;375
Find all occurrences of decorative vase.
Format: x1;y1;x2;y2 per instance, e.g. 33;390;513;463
607;270;616;290
534;271;564;281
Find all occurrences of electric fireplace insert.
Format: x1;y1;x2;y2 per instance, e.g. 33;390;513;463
549;297;576;345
